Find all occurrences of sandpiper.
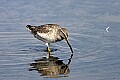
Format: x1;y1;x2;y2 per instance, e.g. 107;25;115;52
26;24;73;58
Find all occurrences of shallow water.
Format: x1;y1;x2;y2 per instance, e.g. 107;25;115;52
0;0;120;80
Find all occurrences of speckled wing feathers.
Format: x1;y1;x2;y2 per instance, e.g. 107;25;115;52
37;24;61;33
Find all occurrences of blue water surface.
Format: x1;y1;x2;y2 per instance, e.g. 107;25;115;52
0;0;120;80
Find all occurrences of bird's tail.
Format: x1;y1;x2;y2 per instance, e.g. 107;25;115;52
26;25;37;34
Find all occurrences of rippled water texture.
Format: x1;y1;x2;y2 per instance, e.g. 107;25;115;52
0;0;120;80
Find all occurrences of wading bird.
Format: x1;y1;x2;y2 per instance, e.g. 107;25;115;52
26;24;73;58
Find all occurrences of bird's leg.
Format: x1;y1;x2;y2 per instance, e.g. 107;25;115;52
46;43;50;58
47;47;50;58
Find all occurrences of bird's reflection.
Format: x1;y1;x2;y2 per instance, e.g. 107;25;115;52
29;54;73;78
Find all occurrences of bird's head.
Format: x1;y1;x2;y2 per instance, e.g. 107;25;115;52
60;28;73;54
60;28;68;39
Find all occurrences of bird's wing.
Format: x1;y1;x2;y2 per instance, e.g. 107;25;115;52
37;27;50;33
37;24;60;33
37;25;52;33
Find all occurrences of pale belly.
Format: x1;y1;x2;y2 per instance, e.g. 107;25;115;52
34;32;63;43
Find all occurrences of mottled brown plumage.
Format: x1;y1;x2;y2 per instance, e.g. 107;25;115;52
26;24;73;58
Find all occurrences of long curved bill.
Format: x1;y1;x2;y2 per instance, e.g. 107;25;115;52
61;30;73;53
65;36;73;53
